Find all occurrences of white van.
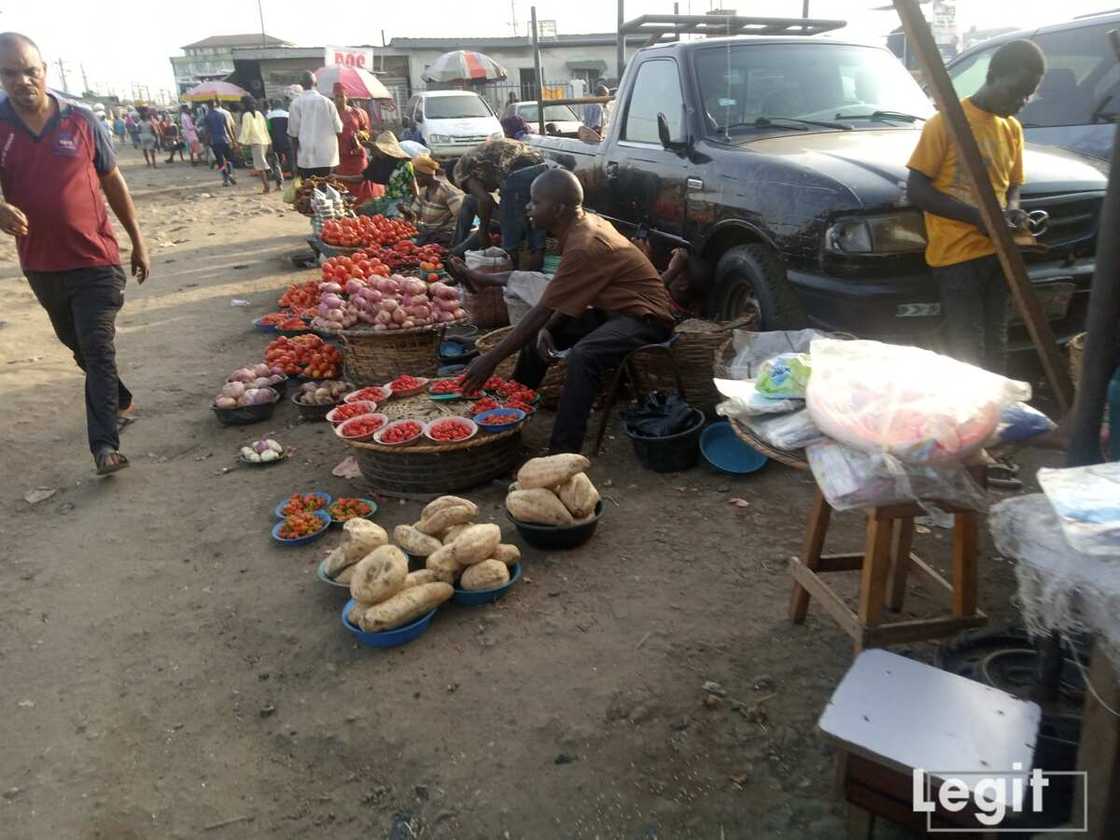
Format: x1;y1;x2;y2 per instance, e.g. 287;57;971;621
403;91;504;161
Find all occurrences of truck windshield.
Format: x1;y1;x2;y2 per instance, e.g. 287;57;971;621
694;43;933;135
518;103;579;122
425;95;493;120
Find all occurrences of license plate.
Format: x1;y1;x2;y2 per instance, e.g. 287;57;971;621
896;302;941;318
1010;281;1075;325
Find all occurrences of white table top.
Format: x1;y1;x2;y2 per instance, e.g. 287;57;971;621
819;649;1041;809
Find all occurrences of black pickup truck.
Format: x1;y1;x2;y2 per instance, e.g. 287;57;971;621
528;20;1107;349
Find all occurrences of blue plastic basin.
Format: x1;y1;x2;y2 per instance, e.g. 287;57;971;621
700;421;768;475
453;562;522;606
341;599;436;648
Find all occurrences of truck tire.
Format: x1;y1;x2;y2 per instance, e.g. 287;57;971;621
709;244;807;329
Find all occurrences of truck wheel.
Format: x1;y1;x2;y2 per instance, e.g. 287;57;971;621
709;244;807;329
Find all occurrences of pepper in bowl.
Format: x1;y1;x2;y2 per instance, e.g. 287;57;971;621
281;493;328;516
425;416;477;444
375;419;424;446
329;497;373;523
279;511;328;539
335;413;388;442
387;374;429;397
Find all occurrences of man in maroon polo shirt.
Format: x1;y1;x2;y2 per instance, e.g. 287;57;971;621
0;32;149;474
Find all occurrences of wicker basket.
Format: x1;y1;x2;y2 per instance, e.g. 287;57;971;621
462;286;510;330
475;325;568;409
339;326;442;385
1069;332;1086;389
729;417;809;470
347;427;523;494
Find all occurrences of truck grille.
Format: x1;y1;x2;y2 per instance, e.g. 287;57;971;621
1021;192;1103;253
452;135;490;145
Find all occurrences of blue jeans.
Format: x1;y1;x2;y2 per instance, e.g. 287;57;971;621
451;164;550;256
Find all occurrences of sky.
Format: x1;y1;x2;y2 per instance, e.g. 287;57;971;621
1;0;1115;99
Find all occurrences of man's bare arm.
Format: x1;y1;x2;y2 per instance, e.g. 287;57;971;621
101;168;150;283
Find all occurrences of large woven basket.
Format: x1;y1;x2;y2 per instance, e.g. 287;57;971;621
462;287;510;330
339;326;442;385
347;428;523;495
476;325;568;409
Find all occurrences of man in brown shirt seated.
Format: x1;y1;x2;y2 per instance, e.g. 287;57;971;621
462;169;674;453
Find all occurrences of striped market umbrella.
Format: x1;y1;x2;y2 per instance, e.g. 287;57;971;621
422;50;508;83
181;80;250;103
313;65;392;100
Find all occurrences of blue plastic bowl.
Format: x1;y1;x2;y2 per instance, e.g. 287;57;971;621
700;421;768;475
272;490;333;520
316;558;351;589
271;509;332;546
453;562;522;606
474;407;527;433
341;599;436;648
252;317;278;333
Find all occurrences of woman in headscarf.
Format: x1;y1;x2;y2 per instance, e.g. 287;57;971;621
333;84;370;189
238;95;273;193
339;131;417;217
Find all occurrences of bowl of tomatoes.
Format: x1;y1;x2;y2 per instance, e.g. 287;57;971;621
343;385;390;405
272;491;333;520
473;408;527;434
335;413;389;442
271;509;332;545
374;419;425;447
386;375;430;399
328;497;378;525
428;378;465;400
424;416;477;445
326;400;378;426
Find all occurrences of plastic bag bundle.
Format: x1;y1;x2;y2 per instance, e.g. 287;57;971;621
985;402;1057;446
746;409;826;451
807;339;1031;465
1037;462;1120;557
806;441;986;512
724;328;830;380
756;353;811;398
714;378;802;418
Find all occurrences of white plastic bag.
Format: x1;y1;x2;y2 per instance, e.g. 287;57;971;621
714;378;802;418
1037;462;1120;556
724;328;830;380
806;441;986;512
465;247;512;274
745;409;826;450
807;339;1031;465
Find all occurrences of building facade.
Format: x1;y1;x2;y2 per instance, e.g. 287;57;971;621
171;33;291;95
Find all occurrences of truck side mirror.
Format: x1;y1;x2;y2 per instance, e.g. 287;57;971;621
657;112;672;149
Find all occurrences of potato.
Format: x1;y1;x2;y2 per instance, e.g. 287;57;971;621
349;545;408;605
493;544;521;567
460;559;511;591
442;523;470;544
516;454;590;490
449;523;502;566
346;599;367;627
359;582;453;632
421;495;479;521
424;544;460;583
340;519;389;566
556;472;600;519
506;488;574;526
393;524;443;557
416;504;475;536
335;564;356;584
401;569;440;589
323;547;351;577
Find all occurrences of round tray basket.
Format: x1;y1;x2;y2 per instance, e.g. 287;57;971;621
476;326;567;409
729;417;808;470
346;426;524;494
339;325;447;385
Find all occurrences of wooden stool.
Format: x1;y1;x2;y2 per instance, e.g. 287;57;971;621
789;489;987;651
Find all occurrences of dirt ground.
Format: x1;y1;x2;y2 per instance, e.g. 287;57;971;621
0;147;1061;839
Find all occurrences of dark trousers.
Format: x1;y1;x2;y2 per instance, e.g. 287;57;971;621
26;265;131;455
211;142;234;183
298;166;332;178
933;254;1009;374
513;311;672;453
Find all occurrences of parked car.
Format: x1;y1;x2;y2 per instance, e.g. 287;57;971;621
402;91;504;161
513;101;583;137
528;26;1106;350
948;11;1120;167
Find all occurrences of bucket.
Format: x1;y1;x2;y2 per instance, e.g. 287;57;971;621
625;408;705;472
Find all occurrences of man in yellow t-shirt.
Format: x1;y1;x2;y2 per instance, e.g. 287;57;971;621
907;39;1046;374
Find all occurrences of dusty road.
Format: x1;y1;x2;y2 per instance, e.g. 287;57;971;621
0;147;1043;839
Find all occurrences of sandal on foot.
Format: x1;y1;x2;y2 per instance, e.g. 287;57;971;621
95;449;130;475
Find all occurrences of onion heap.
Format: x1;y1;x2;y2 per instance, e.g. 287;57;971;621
311;276;467;334
214;364;285;409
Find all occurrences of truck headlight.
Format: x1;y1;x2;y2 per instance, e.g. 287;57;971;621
429;134;451;144
825;212;927;255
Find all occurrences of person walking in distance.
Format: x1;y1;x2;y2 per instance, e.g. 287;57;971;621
238;95;273;193
287;71;342;178
0;32;150;474
204;98;238;186
137;106;159;167
906;39;1046;375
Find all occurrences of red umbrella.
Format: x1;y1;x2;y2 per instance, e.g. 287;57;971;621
422;51;507;83
314;65;392;100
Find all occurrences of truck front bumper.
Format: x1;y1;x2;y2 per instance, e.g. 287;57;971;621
787;257;1095;351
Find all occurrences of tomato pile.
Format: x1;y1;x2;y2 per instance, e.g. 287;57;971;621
329;498;372;521
258;312;293;327
344;385;390;404
321;215;417;249
469;397;502;415
427;418;475;442
388;374;427;394
379;420;423;444
492;379;538;404
279;511;327;540
265;335;342;379
329;402;376;425
340;414;386;438
429;378;464;396
281;493;327;516
477;410;523;426
365;240;446;274
503;397;536;414
320;252;392;284
278;280;321;314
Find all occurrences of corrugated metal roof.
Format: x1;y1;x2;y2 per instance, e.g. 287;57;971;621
182;33;290;50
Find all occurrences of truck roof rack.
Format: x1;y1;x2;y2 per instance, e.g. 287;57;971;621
621;14;846;45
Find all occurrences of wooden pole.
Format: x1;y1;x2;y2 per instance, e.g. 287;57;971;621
531;6;545;135
617;0;626;82
892;0;1074;413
